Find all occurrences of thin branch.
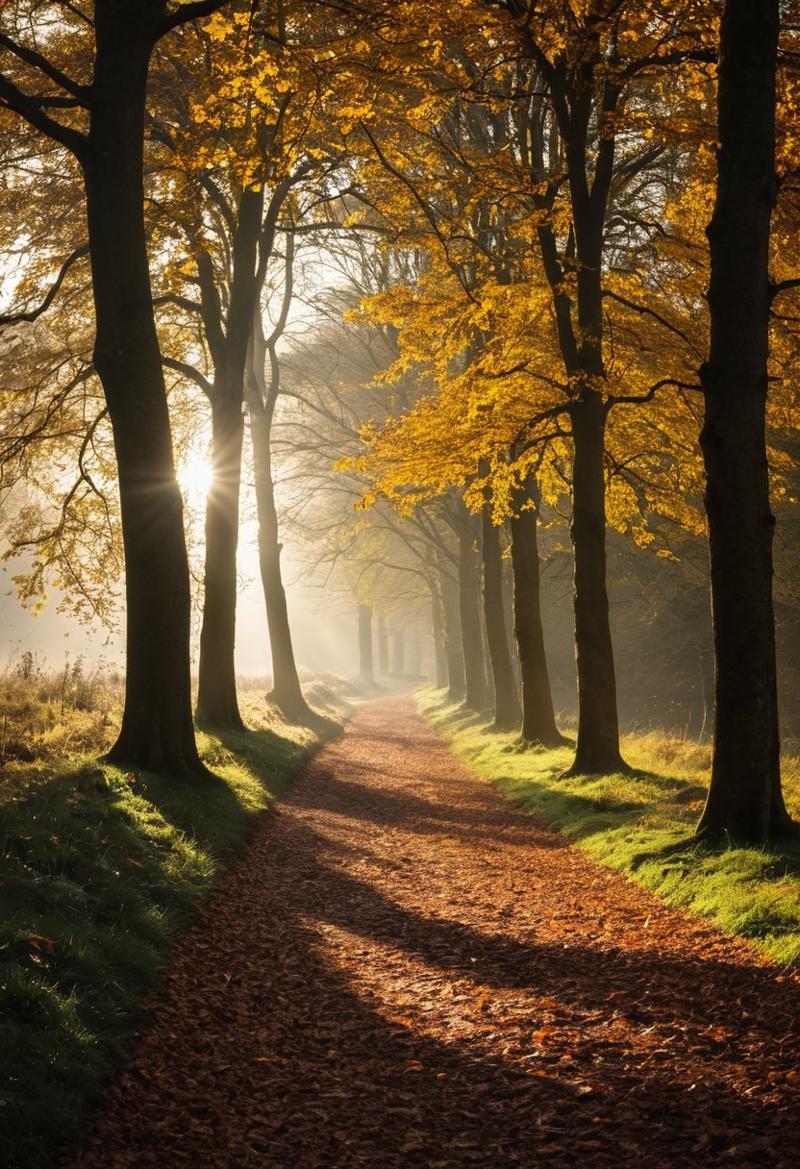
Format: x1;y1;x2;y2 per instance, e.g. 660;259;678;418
602;288;701;354
0;244;89;326
609;377;702;407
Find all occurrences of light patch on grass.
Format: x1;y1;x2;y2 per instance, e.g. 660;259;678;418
418;688;800;968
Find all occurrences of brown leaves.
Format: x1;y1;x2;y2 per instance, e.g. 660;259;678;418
71;697;800;1169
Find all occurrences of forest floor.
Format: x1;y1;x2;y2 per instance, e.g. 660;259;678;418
69;695;800;1169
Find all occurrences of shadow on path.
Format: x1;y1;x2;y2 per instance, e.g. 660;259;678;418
71;696;800;1169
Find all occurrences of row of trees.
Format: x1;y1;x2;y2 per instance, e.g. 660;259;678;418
1;1;798;842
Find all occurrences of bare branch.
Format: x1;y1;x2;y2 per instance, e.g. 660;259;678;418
602;288;701;355
158;0;231;37
162;355;214;398
609;377;702;408
0;244;89;327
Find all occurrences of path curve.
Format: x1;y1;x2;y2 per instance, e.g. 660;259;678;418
72;696;800;1168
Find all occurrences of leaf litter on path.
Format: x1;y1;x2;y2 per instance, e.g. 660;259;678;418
71;697;800;1168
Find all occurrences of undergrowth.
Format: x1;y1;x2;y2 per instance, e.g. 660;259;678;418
418;688;800;968
0;683;348;1169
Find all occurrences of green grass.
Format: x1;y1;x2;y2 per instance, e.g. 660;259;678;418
0;688;347;1169
418;688;800;968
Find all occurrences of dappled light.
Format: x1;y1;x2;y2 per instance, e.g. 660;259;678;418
2;1;800;1166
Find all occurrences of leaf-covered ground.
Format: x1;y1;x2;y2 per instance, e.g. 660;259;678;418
71;696;800;1168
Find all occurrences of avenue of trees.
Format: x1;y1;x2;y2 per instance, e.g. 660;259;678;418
2;0;800;843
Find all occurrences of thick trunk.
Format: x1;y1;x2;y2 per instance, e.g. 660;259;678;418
698;0;791;841
458;527;490;711
86;8;205;777
566;393;627;774
196;187;263;729
430;581;448;689
510;478;563;746
481;508;522;731
358;604;374;681
377;616;389;675
249;401;309;721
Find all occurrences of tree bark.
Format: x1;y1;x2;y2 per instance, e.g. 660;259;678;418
86;5;206;777
458;525;490;711
249;378;310;722
195;394;245;730
440;567;466;701
196;187;263;730
429;580;448;688
697;0;792;841
377;615;389;675
502;550;521;694
481;507;522;730
564;393;627;774
358;604;374;681
510;477;563;746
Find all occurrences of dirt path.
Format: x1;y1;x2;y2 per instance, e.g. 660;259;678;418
73;696;800;1168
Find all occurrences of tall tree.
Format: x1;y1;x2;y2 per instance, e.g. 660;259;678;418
697;0;794;841
0;0;229;777
246;234;313;721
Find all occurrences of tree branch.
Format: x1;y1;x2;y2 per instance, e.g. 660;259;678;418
162;355;214;398
158;0;231;37
609;377;702;407
0;244;89;326
0;32;90;101
770;277;800;301
153;292;205;317
0;73;88;157
602;288;701;354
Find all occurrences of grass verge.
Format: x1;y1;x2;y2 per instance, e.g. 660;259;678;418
0;687;347;1169
418;688;800;968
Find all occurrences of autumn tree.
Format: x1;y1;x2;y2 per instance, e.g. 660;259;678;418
0;0;236;777
696;0;795;841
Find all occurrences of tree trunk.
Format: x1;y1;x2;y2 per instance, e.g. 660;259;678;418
410;627;422;676
697;0;792;841
195;396;245;730
358;604;374;682
458;526;490;711
430;581;448;689
249;397;310;721
440;568;466;701
196;187;263;730
481;508;522;730
377;616;389;675
510;477;563;746
565;393;627;774
392;627;405;674
86;7;206;777
502;550;521;693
